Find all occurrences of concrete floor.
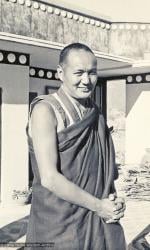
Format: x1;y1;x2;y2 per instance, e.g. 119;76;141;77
121;200;150;244
115;176;150;245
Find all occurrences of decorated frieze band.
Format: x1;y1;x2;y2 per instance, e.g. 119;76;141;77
0;50;29;66
29;67;59;80
4;0;150;30
126;73;150;84
100;74;150;83
5;0;111;30
111;23;150;31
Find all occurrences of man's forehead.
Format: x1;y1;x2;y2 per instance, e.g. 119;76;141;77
65;49;97;67
67;49;96;59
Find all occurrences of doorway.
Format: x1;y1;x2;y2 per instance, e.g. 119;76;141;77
94;78;107;119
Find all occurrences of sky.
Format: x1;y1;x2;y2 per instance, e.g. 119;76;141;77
53;0;150;22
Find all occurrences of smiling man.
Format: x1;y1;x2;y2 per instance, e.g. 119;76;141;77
26;43;126;250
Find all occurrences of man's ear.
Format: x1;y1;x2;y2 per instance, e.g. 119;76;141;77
57;65;64;81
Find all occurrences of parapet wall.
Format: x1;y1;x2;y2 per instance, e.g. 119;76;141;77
109;23;150;59
1;0;150;60
0;0;110;52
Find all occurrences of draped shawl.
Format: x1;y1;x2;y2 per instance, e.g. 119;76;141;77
26;94;126;250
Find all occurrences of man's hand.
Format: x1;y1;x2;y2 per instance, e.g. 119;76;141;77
96;199;114;219
106;194;126;223
95;193;126;223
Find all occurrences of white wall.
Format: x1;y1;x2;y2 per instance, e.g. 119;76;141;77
107;79;126;165
126;83;150;165
0;64;29;204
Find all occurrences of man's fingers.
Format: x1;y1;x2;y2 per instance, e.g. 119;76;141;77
106;219;118;224
114;207;126;215
114;197;125;204
106;210;125;223
113;202;123;211
112;212;124;220
109;193;117;201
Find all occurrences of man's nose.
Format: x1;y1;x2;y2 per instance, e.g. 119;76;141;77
81;72;90;85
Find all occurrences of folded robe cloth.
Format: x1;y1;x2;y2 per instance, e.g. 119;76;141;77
26;96;126;250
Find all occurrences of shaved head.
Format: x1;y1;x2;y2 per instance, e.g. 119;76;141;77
59;43;96;67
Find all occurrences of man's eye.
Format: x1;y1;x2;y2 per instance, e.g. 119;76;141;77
75;72;83;76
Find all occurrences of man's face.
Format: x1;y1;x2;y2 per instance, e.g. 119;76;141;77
58;49;98;99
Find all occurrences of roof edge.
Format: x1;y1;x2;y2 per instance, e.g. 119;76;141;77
37;0;112;23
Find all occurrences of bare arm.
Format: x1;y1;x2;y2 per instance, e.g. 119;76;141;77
31;102;125;221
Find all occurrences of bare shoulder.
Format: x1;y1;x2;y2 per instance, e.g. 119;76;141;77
31;101;57;129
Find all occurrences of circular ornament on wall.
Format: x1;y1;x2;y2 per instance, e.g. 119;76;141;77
47;71;53;79
73;14;79;21
47;6;53;13
7;53;16;63
38;70;45;77
54;8;60;15
40;4;46;11
33;2;39;9
61;10;67;17
30;68;36;76
0;52;4;62
136;75;142;82
127;76;133;83
19;55;27;64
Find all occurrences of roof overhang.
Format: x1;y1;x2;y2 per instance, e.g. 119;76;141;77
1;32;150;78
98;57;150;78
95;51;133;77
95;51;150;78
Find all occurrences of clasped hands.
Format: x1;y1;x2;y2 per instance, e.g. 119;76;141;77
96;193;126;224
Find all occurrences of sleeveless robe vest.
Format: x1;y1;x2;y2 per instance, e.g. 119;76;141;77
26;87;126;250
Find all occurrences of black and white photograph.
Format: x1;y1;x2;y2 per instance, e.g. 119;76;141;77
0;0;150;249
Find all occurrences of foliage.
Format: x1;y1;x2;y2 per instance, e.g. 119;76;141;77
12;187;32;200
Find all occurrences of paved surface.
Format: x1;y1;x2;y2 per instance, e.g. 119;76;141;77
0;204;30;249
121;200;150;244
0;199;149;248
115;177;150;244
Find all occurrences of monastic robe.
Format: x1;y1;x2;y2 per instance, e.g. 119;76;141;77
26;90;126;250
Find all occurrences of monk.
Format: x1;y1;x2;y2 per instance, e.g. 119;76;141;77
26;43;126;250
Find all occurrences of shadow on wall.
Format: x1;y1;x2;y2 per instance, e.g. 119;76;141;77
0;64;29;105
126;83;150;116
